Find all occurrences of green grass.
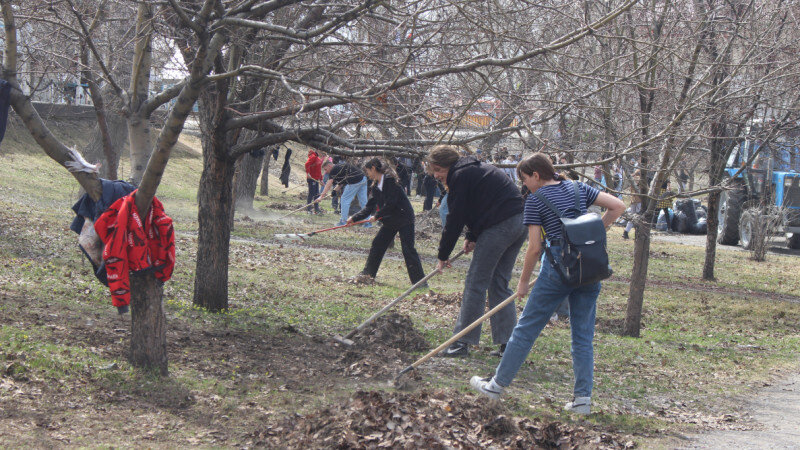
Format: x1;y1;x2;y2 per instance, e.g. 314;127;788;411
2;121;800;446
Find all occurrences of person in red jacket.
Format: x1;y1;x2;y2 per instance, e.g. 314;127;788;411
305;149;324;213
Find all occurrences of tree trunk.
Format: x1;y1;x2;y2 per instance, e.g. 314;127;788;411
194;153;235;312
127;3;153;185
234;150;264;213
259;150;271;196
128;113;151;185
623;216;653;337
702;190;720;280
84;112;126;179
129;272;168;375
193;85;235;312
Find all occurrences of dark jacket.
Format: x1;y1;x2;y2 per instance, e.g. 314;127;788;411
437;156;524;260
280;148;292;187
71;179;137;234
351;175;414;229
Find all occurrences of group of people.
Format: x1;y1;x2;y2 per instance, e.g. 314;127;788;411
305;145;625;414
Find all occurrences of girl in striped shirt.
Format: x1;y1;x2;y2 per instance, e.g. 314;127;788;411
470;153;624;415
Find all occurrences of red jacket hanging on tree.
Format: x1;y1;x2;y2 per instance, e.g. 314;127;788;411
94;191;175;308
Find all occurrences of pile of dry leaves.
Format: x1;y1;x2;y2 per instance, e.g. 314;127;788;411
250;389;635;448
413;291;462;307
336;313;428;379
349;313;429;352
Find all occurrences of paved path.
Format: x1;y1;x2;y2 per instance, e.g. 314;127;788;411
680;371;800;449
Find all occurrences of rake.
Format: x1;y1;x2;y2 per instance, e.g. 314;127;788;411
274;219;370;243
274;193;328;221
393;277;537;385
332;250;466;346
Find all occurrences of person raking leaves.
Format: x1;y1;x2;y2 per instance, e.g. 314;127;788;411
469;152;624;415
347;158;426;285
428;145;528;358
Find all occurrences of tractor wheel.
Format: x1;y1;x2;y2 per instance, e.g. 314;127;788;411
717;180;745;245
788;233;800;249
739;209;756;250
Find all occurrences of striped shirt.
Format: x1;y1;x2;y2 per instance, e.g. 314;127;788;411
523;180;600;241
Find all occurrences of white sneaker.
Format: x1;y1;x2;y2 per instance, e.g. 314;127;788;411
549;313;559;323
564;396;591;414
470;376;504;400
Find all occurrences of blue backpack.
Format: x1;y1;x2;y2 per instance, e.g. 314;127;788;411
534;181;612;286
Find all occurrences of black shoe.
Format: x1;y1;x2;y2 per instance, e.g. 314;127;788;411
622;230;629;239
489;343;506;357
439;341;469;358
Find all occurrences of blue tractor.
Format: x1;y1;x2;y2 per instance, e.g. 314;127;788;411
717;135;800;249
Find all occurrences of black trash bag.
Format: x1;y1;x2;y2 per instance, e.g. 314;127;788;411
671;210;681;231
675;199;698;231
695;207;707;220
691;216;708;234
673;210;689;233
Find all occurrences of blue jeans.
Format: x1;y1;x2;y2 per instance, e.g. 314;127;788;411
323;173;339;211
493;246;601;397
338;176;369;226
439;193;449;228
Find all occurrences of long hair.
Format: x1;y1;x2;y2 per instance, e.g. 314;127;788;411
516;152;564;181
363;157;397;186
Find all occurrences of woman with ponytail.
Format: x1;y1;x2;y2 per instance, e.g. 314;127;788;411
470;152;624;415
348;158;426;284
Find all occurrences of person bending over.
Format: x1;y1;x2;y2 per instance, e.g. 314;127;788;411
348;158;426;285
429;145;527;357
317;160;371;227
470;152;624;415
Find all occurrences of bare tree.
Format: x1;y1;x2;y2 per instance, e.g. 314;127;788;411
180;0;640;312
2;0;229;374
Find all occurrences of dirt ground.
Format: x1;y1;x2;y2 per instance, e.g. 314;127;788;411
0;293;634;447
677;371;800;449
650;232;800;257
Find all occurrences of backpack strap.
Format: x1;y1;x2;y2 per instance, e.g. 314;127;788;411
532;181;581;283
533;190;565;218
532;180;582;219
571;180;581;211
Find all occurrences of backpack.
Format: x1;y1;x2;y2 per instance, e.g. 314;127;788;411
534;181;612;286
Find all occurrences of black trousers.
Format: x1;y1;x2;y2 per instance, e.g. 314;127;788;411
363;222;426;284
422;176;437;211
306;179;321;212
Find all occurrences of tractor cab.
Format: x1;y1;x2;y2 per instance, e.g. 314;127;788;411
718;132;800;249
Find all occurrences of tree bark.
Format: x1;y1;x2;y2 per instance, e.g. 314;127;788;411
259;149;271;196
127;3;153;185
194;150;235;312
624;218;653;338
234;149;264;213
129;272;168;375
702;190;720;280
193;80;236;312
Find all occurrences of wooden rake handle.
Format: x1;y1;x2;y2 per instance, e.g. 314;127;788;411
343;250;466;340
275;193;329;221
396;277;537;379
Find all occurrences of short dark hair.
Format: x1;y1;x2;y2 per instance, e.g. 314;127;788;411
426;145;460;168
